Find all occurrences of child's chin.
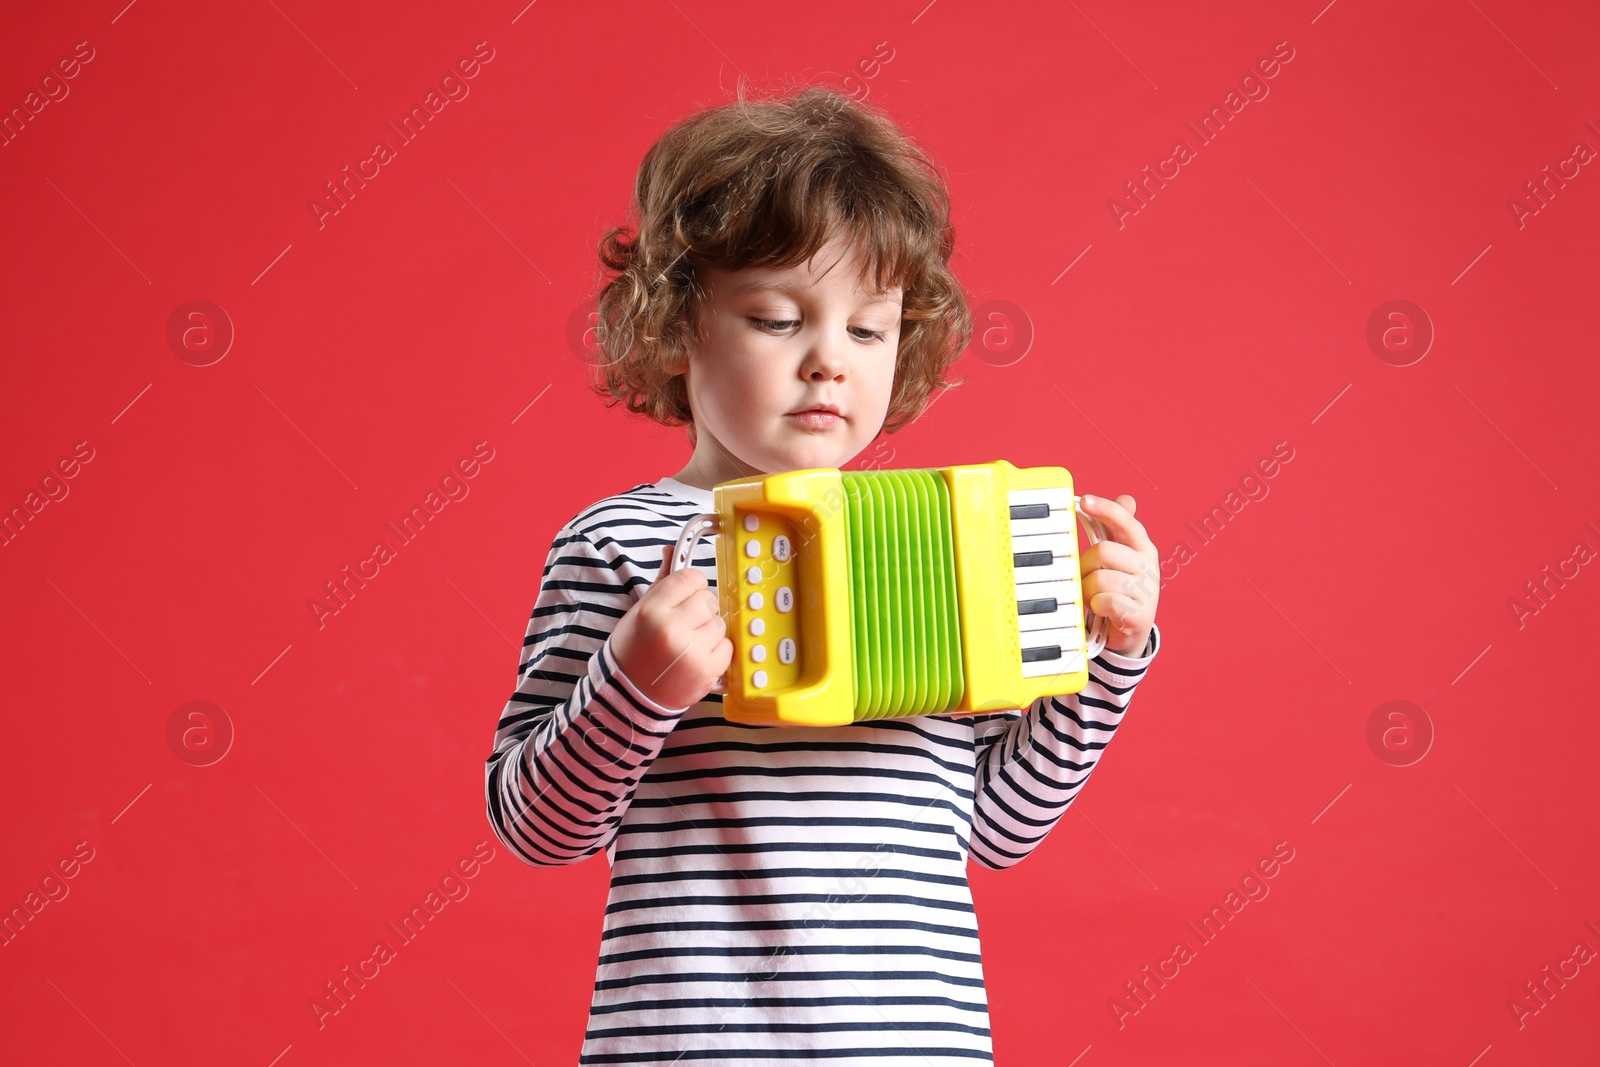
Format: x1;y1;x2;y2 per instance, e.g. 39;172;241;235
739;428;856;472
788;446;856;471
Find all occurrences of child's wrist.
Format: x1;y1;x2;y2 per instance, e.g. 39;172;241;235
1104;628;1152;657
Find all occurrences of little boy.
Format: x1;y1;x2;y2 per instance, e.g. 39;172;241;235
486;83;1161;1065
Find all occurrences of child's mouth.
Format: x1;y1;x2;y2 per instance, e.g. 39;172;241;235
786;410;843;430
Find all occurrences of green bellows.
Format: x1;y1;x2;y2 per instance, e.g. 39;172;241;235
841;469;966;720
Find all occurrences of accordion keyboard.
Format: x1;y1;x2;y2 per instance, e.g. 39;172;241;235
1007;487;1088;678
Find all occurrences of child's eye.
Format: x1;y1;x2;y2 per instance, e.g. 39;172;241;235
749;318;888;343
750;318;799;334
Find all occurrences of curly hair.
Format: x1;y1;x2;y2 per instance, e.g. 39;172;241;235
587;80;972;439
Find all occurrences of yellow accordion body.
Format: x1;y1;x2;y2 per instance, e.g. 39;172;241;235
673;459;1104;727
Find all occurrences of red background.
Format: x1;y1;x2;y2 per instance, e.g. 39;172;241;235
3;1;1597;1063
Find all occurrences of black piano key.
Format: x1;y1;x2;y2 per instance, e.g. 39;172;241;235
1010;503;1050;520
1017;597;1058;615
1014;550;1054;568
1021;644;1062;663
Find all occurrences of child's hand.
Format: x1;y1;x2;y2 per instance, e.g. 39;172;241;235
610;544;734;710
1079;493;1160;656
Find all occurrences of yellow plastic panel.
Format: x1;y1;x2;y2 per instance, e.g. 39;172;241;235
711;469;855;727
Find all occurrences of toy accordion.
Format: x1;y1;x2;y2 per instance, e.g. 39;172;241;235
668;460;1109;727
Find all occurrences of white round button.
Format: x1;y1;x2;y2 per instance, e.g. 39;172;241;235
778;638;796;664
752;669;768;688
747;591;764;609
745;539;760;558
749;617;765;636
773;535;791;561
750;644;767;662
743;513;759;532
746;566;762;584
775;586;793;612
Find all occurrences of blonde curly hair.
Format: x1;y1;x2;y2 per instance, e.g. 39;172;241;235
587;80;972;440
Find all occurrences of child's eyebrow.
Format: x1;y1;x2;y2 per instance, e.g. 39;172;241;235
729;280;901;306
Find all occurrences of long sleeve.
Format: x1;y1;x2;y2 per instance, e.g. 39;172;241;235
485;525;690;868
966;623;1161;870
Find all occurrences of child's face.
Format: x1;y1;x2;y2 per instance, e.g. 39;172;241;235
673;236;902;485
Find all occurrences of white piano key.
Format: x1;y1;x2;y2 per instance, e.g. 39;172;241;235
1015;578;1081;608
1009;509;1075;536
1007;487;1073;510
1020;647;1087;678
1011;530;1075;556
1015;582;1084;632
1021;625;1086;654
1017;531;1068;563
1011;532;1080;584
1007;488;1075;535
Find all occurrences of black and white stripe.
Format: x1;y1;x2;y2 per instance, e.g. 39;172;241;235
485;476;1159;1064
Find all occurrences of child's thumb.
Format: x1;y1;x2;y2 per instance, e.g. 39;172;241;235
658;542;675;579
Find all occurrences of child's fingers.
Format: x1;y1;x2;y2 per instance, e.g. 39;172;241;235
694;607;732;643
1082;493;1155;552
1084;558;1152;611
690;590;727;629
648;542;709;608
1084;579;1144;630
1079;538;1148;578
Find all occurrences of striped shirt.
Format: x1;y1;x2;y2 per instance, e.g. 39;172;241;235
485;475;1160;1064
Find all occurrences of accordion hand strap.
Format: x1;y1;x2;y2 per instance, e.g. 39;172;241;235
1073;496;1111;661
670;513;729;694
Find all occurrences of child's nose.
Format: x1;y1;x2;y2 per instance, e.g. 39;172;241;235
801;343;847;380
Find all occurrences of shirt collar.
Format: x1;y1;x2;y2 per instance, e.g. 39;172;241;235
653;475;717;510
